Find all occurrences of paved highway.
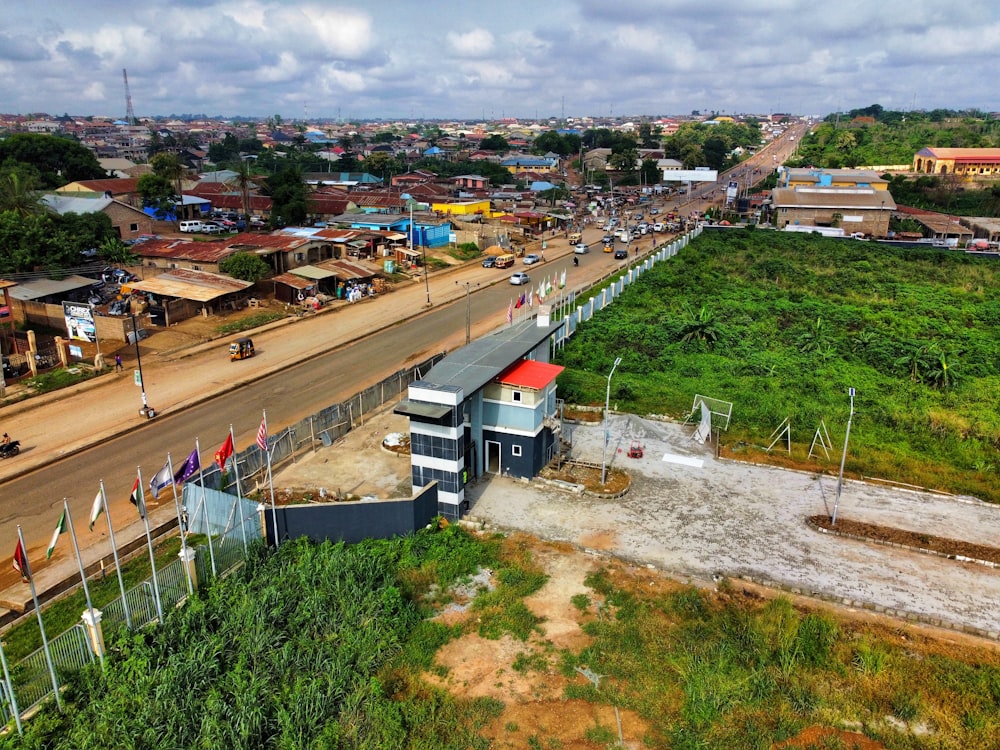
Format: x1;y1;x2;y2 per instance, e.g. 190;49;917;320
0;235;637;592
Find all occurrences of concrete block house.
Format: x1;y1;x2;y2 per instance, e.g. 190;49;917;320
395;315;565;520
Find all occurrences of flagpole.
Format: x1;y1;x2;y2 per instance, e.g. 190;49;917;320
262;410;279;549
136;468;163;622
166;452;194;595
16;525;62;711
63;500;104;664
196;438;216;577
230;425;248;554
99;480;131;630
0;635;22;734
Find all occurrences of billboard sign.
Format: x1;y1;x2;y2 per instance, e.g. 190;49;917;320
660;169;719;183
63;302;96;343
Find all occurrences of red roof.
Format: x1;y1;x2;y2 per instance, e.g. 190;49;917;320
496;359;564;390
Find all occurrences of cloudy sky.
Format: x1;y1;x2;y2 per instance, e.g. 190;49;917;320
2;0;997;121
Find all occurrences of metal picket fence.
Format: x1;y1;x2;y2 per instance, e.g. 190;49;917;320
11;624;92;714
0;232;701;727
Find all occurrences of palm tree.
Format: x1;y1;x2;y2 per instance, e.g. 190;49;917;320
0;171;43;217
227;159;256;222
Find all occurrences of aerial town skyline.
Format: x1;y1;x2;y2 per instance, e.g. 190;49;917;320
2;0;998;121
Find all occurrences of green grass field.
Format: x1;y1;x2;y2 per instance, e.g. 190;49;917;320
555;229;1000;502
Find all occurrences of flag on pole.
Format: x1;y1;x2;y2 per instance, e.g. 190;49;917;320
506;299;513;324
130;476;147;518
514;293;523;310
527;289;533;308
46;510;67;558
88;488;104;531
256;415;268;452
12;539;29;581
214;433;234;469
173;448;201;485
149;462;172;500
559;269;566;288
545;275;553;295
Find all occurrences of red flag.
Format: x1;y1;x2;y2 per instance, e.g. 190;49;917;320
215;433;234;469
514;293;523;310
130;476;147;518
256;416;268;452
12;539;29;581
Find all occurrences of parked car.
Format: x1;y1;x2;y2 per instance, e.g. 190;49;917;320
649;208;659;215
481;255;497;268
523;253;542;265
201;223;225;234
510;271;531;285
574;243;589;254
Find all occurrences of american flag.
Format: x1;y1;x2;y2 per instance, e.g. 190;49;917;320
256;414;268;451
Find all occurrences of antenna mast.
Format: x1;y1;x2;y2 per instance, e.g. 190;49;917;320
123;68;136;126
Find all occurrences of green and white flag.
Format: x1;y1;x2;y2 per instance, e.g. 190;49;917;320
47;509;67;558
88;488;104;531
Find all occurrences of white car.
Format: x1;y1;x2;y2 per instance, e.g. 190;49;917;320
200;222;225;234
653;222;664;232
574;243;589;254
523;253;542;265
510;272;531;285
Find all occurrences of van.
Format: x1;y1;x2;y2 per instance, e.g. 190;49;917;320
568;232;582;245
179;220;203;233
494;253;516;269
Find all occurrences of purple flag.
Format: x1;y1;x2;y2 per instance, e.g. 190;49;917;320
173;448;201;485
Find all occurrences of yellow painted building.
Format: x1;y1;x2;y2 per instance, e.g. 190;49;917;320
912;147;1000;176
431;199;492;217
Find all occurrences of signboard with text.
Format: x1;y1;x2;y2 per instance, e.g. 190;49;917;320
63;302;96;343
660;169;719;183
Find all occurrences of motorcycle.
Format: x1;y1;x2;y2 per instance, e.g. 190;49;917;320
0;440;20;459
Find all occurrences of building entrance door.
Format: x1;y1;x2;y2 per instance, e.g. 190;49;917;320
486;440;501;474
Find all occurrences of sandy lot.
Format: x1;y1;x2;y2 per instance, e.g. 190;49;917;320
276;409;1000;639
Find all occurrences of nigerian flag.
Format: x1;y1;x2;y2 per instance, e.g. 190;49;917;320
47;509;67;559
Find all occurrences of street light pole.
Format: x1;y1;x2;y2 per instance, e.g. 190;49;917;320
601;356;623;485
832;387;855;525
131;313;154;419
455;280;480;345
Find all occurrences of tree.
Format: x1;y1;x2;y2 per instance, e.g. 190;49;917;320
263;166;308;227
0;133;106;188
151;152;185;202
0;168;44;217
220;251;271;282
99;237;138;267
361;152;403;180
226;159;258;220
480;134;510;152
137;173;178;220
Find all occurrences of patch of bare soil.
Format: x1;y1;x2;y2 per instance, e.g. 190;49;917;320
774;725;887;749
539;462;631;495
426;535;652;749
809;515;1000;564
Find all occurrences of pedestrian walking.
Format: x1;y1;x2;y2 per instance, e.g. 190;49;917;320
114;354;123;372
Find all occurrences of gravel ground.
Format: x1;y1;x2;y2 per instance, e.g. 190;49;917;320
465;414;1000;639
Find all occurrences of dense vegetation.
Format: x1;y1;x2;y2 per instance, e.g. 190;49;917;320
565;569;1000;748
555;229;1000;501
7;527;1000;748
3;526;526;749
791;105;1000;170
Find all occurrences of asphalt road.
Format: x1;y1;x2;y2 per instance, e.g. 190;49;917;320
0;229;644;593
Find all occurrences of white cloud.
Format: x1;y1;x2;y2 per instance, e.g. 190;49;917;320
447;28;495;58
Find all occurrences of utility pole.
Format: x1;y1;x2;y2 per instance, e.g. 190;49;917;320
455;281;479;344
601;357;623;485
832;387;855;525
